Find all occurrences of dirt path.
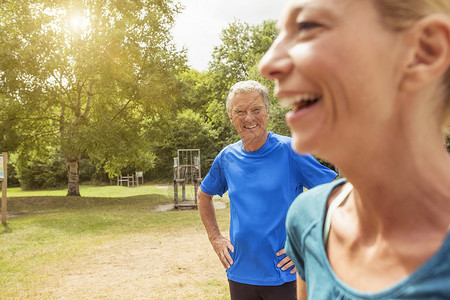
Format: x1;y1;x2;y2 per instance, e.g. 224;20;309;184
39;212;230;299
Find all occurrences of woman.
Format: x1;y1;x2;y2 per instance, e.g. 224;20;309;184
259;0;450;299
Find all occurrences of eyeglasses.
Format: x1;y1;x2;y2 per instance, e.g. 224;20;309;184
232;106;267;118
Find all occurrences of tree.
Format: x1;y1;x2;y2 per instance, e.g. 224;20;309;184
0;0;186;195
124;19;287;182
147;19;289;180
0;95;23;153
145;108;218;180
206;19;290;146
208;19;278;84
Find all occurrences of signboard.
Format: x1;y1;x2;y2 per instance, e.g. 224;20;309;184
0;156;3;180
136;171;143;178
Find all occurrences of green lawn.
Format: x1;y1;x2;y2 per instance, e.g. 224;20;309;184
0;183;229;298
7;182;200;199
7;183;173;197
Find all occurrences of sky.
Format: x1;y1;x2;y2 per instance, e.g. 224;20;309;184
172;0;287;71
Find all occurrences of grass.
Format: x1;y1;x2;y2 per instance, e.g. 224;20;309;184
8;183;174;197
7;183;200;199
0;183;230;299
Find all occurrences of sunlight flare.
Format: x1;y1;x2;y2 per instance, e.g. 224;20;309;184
69;14;90;32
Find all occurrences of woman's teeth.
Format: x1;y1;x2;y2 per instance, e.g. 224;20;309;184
279;94;321;109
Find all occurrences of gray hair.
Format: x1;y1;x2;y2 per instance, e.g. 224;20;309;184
226;80;271;114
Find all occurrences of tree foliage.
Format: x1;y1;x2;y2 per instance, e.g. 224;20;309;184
145;107;218;180
1;8;287;186
147;19;288;181
0;0;186;194
206;19;290;146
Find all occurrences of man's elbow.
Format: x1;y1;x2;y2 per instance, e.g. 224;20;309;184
197;188;213;203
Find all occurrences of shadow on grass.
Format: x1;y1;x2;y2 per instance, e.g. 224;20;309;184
1;224;12;235
4;194;185;236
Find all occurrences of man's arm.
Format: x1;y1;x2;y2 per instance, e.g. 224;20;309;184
197;188;234;269
294;153;337;189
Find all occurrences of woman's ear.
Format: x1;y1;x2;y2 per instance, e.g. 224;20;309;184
400;15;450;92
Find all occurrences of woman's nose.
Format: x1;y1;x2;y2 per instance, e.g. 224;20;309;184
258;38;292;80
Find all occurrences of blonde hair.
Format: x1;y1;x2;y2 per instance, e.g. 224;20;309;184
374;0;450;131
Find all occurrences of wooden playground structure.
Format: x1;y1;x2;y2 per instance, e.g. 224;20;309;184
117;171;144;187
173;149;202;209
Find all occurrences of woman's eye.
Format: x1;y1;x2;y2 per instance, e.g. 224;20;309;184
297;21;320;31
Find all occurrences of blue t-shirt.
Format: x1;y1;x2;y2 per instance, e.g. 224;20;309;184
201;132;337;286
286;179;450;299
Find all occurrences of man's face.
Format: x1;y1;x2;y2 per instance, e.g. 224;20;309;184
228;90;269;143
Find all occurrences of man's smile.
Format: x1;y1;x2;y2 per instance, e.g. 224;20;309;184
244;124;258;129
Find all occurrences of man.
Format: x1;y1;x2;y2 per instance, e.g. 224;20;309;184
198;80;336;300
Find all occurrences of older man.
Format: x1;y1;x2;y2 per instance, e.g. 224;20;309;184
198;80;336;300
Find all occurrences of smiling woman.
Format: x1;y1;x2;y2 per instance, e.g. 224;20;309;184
259;0;450;299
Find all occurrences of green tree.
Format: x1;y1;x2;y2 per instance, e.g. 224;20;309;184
0;95;22;152
131;19;286;182
206;19;290;146
145;108;217;180
0;0;186;195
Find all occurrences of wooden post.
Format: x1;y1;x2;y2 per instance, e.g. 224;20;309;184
1;152;7;225
173;179;178;205
181;180;186;202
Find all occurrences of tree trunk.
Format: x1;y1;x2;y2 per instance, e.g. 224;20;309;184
66;155;81;196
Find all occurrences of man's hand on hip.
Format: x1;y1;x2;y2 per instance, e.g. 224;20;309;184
277;249;297;274
211;236;234;269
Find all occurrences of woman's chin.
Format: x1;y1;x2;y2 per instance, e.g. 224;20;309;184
290;134;313;155
290;130;328;158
